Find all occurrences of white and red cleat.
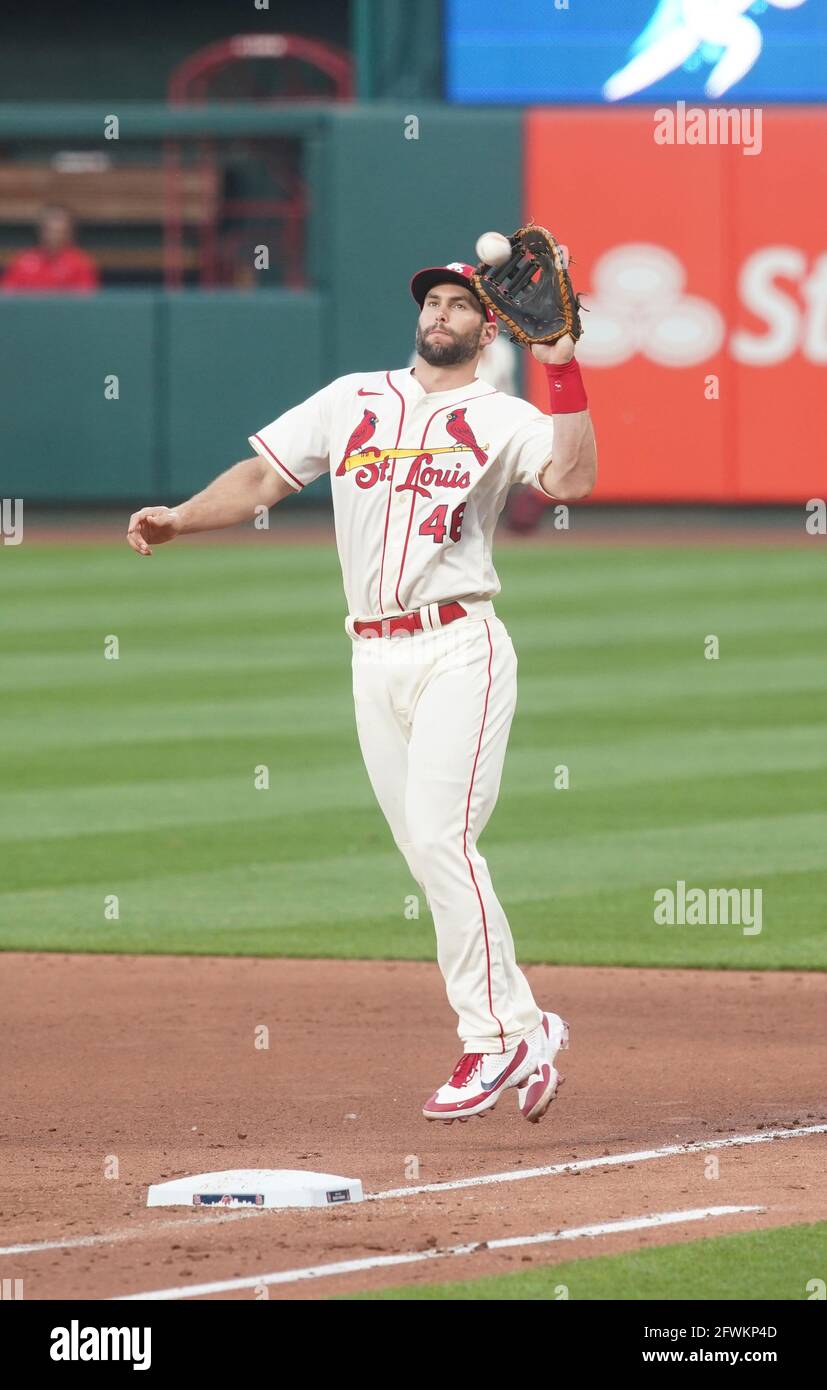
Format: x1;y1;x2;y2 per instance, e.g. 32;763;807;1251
516;1011;570;1124
422;1040;533;1122
422;1012;570;1124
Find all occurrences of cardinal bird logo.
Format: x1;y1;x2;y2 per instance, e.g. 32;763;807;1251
336;409;379;476
445;408;488;467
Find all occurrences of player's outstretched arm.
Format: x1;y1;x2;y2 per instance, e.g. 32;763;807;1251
531;336;597;502
126;455;294;555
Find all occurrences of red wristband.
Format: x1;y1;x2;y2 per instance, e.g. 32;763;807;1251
545;358;588;414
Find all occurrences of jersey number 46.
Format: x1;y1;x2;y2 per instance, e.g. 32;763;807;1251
418;501;466;546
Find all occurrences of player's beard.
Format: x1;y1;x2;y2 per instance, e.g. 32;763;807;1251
415;319;484;367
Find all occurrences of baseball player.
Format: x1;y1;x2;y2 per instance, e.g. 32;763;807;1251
126;253;597;1125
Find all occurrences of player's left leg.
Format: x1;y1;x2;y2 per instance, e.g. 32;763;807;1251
404;615;542;1054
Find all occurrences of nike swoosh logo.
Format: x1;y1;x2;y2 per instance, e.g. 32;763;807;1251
480;1040;528;1091
480;1061;512;1091
358;389;383;396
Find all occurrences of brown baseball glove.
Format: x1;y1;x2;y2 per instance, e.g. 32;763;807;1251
472;223;583;347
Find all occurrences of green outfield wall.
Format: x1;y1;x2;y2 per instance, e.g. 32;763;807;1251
1;292;324;503
0;103;521;505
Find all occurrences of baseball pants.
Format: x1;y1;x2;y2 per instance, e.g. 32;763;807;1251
351;613;542;1054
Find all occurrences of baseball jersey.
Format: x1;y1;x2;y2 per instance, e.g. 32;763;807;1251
250;368;555;622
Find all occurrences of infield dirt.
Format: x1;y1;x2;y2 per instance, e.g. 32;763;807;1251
1;954;825;1299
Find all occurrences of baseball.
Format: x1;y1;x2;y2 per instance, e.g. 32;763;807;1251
475;231;512;267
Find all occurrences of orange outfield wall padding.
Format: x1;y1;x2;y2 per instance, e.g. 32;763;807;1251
523;107;825;503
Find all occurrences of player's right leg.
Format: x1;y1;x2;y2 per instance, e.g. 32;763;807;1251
350;638;424;893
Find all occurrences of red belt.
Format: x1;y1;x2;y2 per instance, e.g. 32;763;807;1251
353;601;468;639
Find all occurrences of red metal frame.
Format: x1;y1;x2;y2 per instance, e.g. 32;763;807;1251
167;34;352;106
164;33;353;288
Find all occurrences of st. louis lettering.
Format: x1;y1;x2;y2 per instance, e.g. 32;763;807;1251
395;454;471;500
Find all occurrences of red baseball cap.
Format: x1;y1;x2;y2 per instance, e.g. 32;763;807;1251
410;260;496;323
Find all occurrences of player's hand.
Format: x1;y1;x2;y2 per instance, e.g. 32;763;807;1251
531;334;576;366
126;505;184;556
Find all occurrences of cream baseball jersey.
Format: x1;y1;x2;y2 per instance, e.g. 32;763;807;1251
250;368;555;622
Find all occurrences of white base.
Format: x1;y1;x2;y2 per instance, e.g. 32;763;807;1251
146;1168;363;1210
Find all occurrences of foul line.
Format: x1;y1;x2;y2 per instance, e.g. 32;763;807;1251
0;1208;262;1257
115;1205;763;1300
368;1122;827;1201
0;1122;822;1261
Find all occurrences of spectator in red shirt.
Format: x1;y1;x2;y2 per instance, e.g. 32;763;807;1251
2;205;100;293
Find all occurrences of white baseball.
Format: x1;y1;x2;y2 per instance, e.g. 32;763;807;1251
475;232;511;267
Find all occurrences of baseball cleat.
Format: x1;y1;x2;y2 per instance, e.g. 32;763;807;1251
517;1011;570;1124
422;1039;533;1122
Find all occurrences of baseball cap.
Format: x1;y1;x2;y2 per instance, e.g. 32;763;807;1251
409;260;496;324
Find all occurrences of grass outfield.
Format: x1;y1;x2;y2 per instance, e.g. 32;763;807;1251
339;1221;827;1300
1;539;825;967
